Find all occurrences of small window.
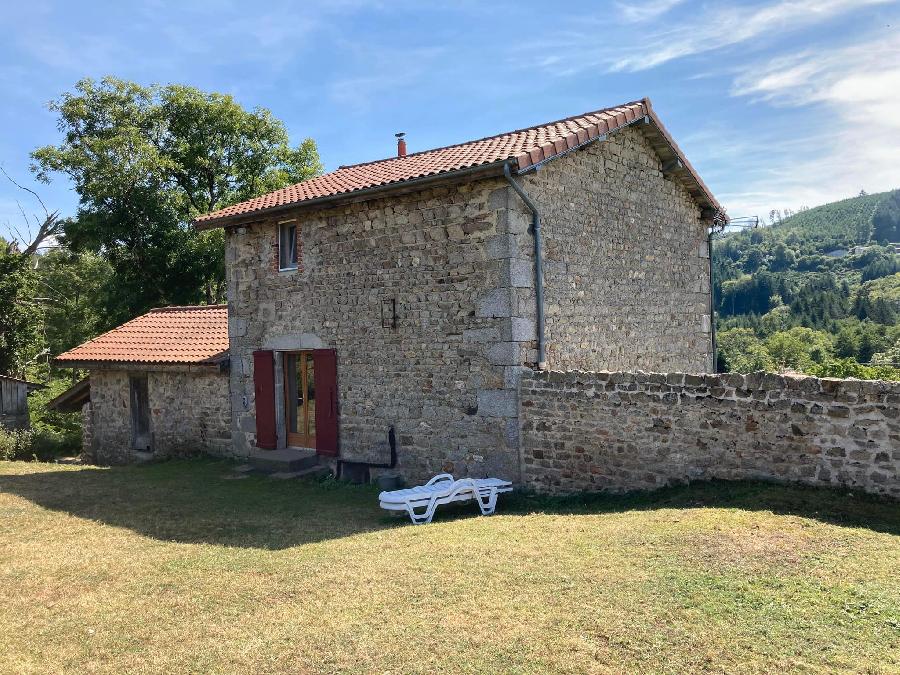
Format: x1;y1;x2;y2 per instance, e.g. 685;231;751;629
279;221;298;271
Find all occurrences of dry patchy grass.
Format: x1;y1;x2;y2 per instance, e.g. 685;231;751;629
0;460;898;674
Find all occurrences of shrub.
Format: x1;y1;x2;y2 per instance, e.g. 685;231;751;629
29;378;83;439
30;428;81;460
0;427;35;461
0;426;79;462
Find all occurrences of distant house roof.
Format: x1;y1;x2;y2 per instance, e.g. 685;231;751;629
0;374;44;392
55;305;228;367
194;98;722;229
46;377;91;413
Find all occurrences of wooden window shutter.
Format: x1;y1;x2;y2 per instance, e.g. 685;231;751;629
312;349;339;457
252;350;277;449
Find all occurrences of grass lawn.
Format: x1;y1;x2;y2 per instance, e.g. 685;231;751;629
0;460;898;674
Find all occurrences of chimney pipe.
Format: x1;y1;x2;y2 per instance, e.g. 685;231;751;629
395;132;407;157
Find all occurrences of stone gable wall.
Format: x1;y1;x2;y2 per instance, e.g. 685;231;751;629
512;125;712;372
226;179;524;481
520;370;899;499
88;368;230;464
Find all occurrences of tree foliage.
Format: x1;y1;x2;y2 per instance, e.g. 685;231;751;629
35;249;115;357
716;329;775;373
31;77;322;324
0;239;41;375
713;189;900;380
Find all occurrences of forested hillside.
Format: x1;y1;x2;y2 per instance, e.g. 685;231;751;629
714;189;900;379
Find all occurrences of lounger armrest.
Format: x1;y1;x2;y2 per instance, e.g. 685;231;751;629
425;473;455;486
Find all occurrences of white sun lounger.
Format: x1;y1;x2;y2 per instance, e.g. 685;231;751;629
379;473;513;525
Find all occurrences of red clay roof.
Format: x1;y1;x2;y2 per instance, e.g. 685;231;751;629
55;305;228;366
194;98;722;228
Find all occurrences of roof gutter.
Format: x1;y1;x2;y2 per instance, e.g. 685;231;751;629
52;360;225;372
503;162;547;370
194;160;510;230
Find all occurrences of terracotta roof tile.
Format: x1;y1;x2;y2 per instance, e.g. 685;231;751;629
196;98;725;227
55;305;228;366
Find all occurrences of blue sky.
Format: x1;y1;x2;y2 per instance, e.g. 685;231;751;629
1;0;899;244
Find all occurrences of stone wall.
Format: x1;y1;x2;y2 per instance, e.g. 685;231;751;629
520;370;899;499
513;125;712;372
226;178;523;482
88;367;230;464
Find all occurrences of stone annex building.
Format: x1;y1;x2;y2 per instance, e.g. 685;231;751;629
55;306;231;463
52;98;899;497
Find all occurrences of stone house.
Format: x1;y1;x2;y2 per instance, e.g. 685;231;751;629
194;98;724;482
0;374;42;430
54;305;231;463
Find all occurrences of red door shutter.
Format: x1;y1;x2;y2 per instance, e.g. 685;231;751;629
313;349;339;457
252;350;277;449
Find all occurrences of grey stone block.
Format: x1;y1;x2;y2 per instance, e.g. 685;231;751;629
239;415;257;433
477;288;513;318
477;389;518;418
228;317;247;338
504;365;530;388
509;259;534;287
486;234;516;259
486;341;520;365
505;418;520;448
510;317;536;342
488;186;509;210
506;209;531;234
463;327;500;343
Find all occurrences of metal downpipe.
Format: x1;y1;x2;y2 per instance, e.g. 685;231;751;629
503;162;547;370
707;229;717;372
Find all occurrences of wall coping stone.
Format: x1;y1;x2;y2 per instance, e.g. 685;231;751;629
524;369;900;398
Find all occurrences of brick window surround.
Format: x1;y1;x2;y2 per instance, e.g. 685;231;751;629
275;220;300;272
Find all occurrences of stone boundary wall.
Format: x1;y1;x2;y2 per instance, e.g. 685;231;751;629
519;370;899;499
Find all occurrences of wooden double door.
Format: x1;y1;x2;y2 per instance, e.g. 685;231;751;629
253;348;339;456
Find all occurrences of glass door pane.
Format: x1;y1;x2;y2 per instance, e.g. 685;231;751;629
306;353;315;438
285;353;301;437
283;351;316;448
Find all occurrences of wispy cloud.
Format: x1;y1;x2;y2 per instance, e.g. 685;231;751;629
615;0;683;23
327;45;447;114
723;30;900;216
523;0;893;75
615;0;892;72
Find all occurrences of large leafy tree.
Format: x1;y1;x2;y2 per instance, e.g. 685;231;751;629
31;77;322;324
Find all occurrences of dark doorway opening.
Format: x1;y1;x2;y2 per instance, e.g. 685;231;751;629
130;375;151;451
